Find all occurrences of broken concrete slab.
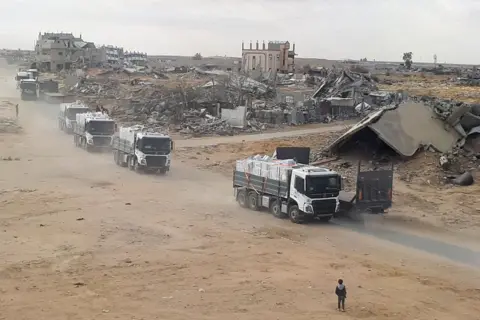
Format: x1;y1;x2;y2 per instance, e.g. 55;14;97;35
327;102;461;157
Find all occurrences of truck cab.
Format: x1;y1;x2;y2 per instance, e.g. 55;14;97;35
19;79;38;100
74;112;116;151
288;166;341;221
133;133;173;170
59;102;89;133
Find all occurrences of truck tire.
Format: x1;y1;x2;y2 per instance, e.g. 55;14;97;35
159;168;167;175
117;152;126;167
247;191;260;211
288;205;304;224
236;190;248;208
127;156;134;171
270;199;286;219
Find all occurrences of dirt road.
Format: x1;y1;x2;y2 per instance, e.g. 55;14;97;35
1;63;479;320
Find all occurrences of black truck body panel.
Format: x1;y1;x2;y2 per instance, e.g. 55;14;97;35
275;147;311;165
233;170;290;198
355;163;393;212
338;162;394;215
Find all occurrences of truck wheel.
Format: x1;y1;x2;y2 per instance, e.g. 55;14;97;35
159;168;167;175
127;156;134;170
236;190;247;208
288;205;304;224
270;200;286;219
247;191;260;211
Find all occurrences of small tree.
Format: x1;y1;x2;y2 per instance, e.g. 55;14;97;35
192;53;202;60
402;52;413;69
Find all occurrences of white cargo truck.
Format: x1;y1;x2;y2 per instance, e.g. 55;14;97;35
233;150;342;224
112;125;173;174
58;102;89;133
73;112;116;151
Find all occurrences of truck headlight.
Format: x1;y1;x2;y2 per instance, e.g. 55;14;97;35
305;204;314;214
140;158;146;165
87;138;93;144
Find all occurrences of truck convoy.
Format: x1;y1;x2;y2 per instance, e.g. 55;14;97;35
233;147;393;224
73;112;116;152
112;125;173;174
58;102;89;133
19;79;38;100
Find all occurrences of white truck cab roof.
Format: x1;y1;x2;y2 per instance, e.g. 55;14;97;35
293;165;339;178
137;132;170;139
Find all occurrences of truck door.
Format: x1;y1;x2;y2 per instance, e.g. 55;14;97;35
355;162;394;213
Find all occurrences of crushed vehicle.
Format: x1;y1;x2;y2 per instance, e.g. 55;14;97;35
73;112;116;152
19;79;38;101
58;102;89;134
233;147;342;223
112;125;173;174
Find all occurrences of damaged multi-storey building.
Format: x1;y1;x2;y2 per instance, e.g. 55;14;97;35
34;32;96;72
97;45;124;66
241;40;296;74
124;51;148;67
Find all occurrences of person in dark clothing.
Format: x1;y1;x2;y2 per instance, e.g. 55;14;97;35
15;104;18;118
335;279;346;311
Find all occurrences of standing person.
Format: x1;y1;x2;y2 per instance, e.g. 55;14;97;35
335;279;347;311
15;104;19;119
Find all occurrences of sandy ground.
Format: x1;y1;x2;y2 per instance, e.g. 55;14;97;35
1;61;480;320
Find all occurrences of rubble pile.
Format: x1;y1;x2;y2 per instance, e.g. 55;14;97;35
75;77;274;137
312;70;379;100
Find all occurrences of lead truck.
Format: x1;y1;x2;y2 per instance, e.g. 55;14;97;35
58;102;89;133
19;79;38;100
233;148;342;223
112;125;173;174
73;112;116;151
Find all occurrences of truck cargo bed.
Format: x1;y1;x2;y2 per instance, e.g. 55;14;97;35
112;136;133;154
233;170;289;198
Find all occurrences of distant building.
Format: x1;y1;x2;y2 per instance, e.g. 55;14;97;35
98;45;124;65
35;32;96;72
241;40;296;74
124;51;147;67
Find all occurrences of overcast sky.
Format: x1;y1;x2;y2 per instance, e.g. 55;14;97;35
0;0;478;64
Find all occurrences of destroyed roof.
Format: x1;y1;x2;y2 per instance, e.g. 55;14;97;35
327;102;461;157
312;70;377;99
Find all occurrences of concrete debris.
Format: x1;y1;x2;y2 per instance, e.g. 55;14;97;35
327;102;460;158
312;70;378;100
0;118;22;134
451;171;475;186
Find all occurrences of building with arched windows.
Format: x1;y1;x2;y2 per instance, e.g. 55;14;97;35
241;40;296;74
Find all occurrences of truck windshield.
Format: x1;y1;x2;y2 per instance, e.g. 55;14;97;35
20;83;37;90
138;137;171;154
86;121;115;135
305;175;341;197
66;108;88;120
